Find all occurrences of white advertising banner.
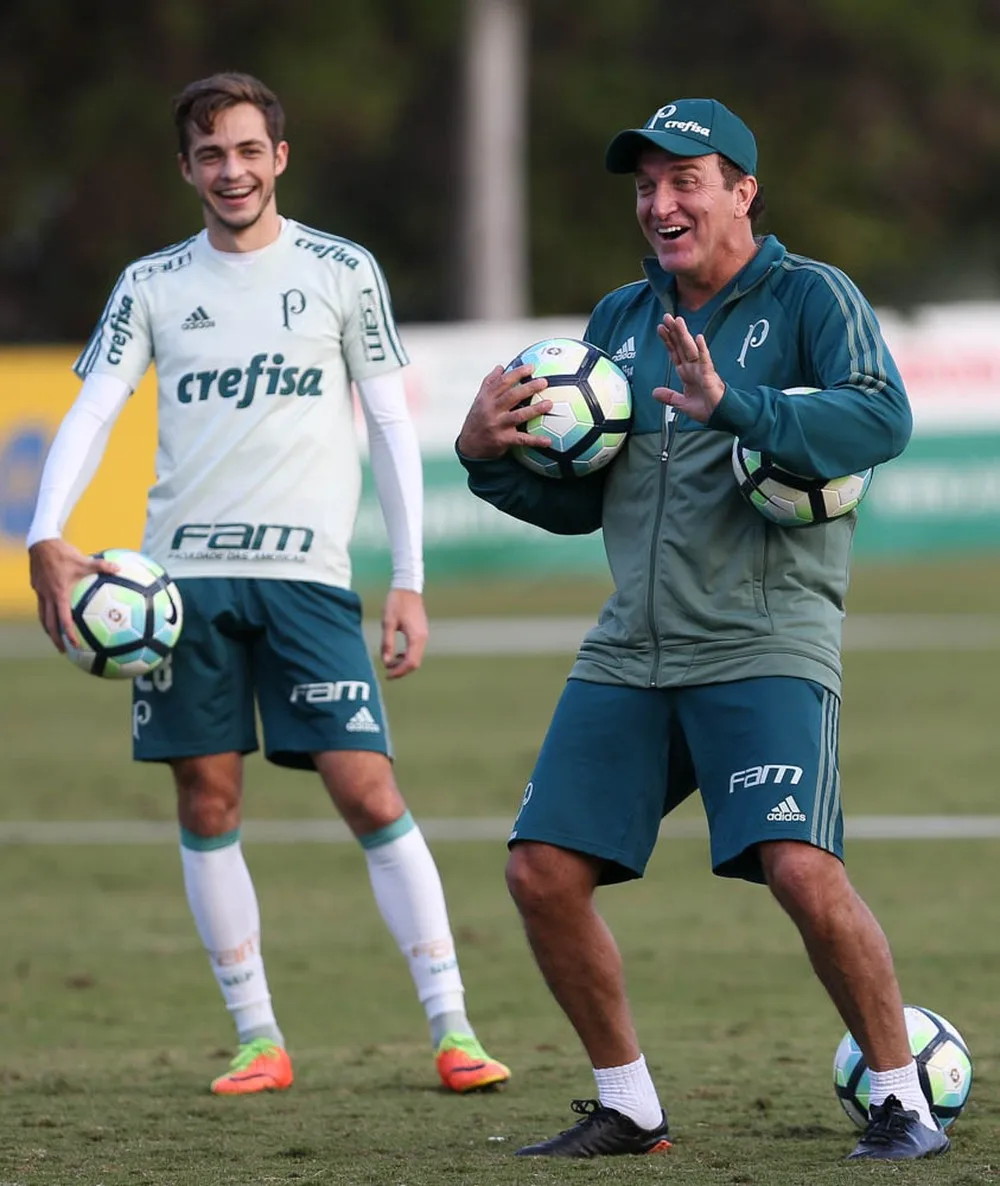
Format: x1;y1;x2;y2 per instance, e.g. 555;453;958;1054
388;303;1000;453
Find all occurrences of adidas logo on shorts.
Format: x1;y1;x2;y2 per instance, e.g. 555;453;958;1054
767;795;807;822
345;707;381;733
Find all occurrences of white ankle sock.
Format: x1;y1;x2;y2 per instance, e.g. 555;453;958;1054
362;816;467;1044
869;1062;936;1129
593;1055;664;1130
179;833;282;1046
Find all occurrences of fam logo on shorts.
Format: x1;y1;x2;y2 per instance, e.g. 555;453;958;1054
290;680;370;704
729;763;803;794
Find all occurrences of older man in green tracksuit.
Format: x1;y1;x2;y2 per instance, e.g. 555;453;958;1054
456;98;948;1163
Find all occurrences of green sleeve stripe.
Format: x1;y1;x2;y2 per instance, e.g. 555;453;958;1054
75;271;129;377
75;235;198;377
358;810;415;850
295;223;408;366
180;826;241;852
780;256;889;394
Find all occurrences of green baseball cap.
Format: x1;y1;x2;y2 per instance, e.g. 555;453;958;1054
605;98;757;175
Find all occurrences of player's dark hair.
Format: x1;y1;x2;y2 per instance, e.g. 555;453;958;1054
718;157;766;228
173;72;285;157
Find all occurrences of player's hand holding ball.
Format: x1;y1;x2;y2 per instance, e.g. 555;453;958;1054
29;538;120;653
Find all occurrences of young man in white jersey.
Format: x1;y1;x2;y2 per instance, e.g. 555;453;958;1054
26;71;509;1097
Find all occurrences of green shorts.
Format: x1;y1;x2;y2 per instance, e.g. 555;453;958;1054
130;578;391;769
509;676;843;884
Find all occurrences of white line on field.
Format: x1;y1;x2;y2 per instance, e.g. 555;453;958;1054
0;816;998;845
2;614;1000;659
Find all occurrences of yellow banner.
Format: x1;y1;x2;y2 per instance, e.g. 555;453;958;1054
0;348;156;616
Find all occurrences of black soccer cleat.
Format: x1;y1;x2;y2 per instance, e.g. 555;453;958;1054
847;1094;951;1161
515;1098;672;1158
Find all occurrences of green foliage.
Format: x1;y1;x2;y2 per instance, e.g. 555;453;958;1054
3;0;1000;339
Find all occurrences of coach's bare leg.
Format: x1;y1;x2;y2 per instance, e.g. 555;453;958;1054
506;841;641;1068
172;752;244;835
313;750;408;836
761;840;910;1071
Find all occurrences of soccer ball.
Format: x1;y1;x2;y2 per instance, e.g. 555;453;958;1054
508;338;631;478
731;388;872;526
833;1005;973;1130
63;549;183;679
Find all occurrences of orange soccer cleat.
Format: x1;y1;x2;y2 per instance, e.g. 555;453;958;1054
435;1032;511;1093
210;1037;294;1095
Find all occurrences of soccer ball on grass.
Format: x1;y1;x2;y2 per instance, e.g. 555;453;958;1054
833;1004;973;1130
508;338;631;478
731;388;872;526
62;548;183;679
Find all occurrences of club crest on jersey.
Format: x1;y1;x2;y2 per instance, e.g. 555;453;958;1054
176;352;323;409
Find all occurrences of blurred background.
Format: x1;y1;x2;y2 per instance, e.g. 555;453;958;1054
1;6;999;1180
2;0;1000;602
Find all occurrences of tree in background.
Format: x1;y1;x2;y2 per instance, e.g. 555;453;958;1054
2;0;999;341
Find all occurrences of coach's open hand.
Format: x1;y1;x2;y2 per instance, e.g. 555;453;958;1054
652;314;726;424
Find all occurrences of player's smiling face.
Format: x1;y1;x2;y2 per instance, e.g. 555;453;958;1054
179;103;288;250
634;147;757;304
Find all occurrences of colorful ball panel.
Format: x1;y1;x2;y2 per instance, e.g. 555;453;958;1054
507;338;632;479
833;1005;973;1130
63;549;183;679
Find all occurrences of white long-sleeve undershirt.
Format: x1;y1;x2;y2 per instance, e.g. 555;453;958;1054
26;372;131;547
357;369;424;593
26;368;425;594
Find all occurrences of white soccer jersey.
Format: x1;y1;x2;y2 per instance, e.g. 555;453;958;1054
74;219;410;588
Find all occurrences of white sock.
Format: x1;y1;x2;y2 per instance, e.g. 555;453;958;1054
869;1062;936;1129
593;1055;664;1131
180;832;282;1046
362;814;468;1045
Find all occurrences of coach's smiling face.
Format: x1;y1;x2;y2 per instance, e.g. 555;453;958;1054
179;102;288;251
634;146;757;309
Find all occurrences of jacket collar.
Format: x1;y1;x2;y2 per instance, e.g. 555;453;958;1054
641;233;787;311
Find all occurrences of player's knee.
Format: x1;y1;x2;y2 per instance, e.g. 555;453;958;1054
761;840;845;921
173;761;241;834
505;842;590;919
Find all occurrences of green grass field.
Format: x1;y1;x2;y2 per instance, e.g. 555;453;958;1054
1;559;999;1184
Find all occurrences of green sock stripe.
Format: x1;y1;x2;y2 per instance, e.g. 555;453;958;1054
358;811;415;850
180;826;240;852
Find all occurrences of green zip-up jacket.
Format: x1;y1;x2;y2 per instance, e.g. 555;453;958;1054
458;235;911;696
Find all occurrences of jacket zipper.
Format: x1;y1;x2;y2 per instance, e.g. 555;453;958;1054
646;371;677;687
642;287;752;687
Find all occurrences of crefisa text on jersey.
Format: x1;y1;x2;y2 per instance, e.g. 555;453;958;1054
106;295;136;366
294;236;360;269
176;353;323;408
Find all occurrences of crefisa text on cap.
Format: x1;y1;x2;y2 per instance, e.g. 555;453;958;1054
645;104;711;138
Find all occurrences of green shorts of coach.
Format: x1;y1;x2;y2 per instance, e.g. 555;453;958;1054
509;676;843;885
130;578;391;770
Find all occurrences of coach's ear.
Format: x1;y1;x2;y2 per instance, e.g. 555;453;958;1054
178;153;194;186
